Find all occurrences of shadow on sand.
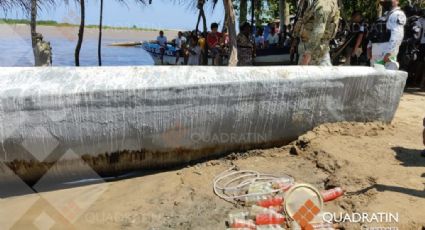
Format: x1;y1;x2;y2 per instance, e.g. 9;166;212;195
349;183;425;199
391;146;425;167
347;146;425;198
404;87;425;96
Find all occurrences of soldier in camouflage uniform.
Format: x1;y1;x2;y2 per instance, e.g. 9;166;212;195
293;0;340;66
33;33;52;66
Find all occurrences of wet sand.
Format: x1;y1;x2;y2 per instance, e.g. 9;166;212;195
0;90;424;230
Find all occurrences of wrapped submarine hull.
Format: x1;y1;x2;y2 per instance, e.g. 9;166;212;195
0;66;407;184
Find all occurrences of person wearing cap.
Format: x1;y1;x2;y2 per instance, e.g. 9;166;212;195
296;0;340;66
367;0;406;70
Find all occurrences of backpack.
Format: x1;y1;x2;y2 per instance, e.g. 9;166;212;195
404;16;422;43
369;9;402;43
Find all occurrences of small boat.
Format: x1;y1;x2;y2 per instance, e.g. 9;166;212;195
142;42;291;65
142;43;186;65
109;41;142;47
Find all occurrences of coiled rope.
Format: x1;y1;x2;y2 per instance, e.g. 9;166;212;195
213;166;295;204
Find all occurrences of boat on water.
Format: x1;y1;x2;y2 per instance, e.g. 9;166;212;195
109;41;143;47
142;42;291;65
142;43;187;65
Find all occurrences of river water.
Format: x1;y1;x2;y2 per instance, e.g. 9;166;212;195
0;37;154;66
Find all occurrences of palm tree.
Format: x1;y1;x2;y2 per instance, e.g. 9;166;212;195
195;0;208;65
98;0;103;66
75;0;84;66
278;0;289;31
18;0;54;65
0;0;29;12
30;0;38;64
223;0;238;66
239;0;247;24
0;0;58;65
96;0;147;67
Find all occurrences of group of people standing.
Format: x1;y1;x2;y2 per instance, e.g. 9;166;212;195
155;20;292;66
341;0;425;88
156;23;229;65
292;0;406;69
156;30;201;65
155;0;424;87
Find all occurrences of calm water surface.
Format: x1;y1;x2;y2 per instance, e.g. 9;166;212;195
0;37;154;66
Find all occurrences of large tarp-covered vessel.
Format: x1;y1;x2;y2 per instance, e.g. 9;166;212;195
0;66;407;185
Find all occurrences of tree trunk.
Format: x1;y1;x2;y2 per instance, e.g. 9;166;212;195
30;0;38;66
251;0;255;26
254;0;261;27
200;7;208;65
195;10;202;32
284;1;289;25
98;0;103;66
239;0;247;24
279;0;285;32
222;8;229;33
223;0;238;66
377;0;383;17
75;0;85;66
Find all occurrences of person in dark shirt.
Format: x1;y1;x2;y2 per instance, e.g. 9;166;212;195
237;22;254;66
345;11;365;65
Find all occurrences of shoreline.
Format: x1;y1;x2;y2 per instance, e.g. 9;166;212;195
0;20;157;31
0;24;180;41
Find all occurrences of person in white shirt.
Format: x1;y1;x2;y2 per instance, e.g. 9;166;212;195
255;28;265;49
267;27;279;47
156;31;167;64
368;0;406;70
175;31;187;64
188;36;201;65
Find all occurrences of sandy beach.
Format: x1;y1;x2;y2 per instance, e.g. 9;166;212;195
0;24;178;42
0;90;424;230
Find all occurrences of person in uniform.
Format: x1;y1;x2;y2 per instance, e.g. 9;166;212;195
367;0;406;70
293;0;340;66
34;33;52;66
237;22;254;66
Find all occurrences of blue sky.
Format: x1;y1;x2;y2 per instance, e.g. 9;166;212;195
1;0;226;30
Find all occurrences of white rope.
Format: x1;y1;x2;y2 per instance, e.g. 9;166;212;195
213;166;295;204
